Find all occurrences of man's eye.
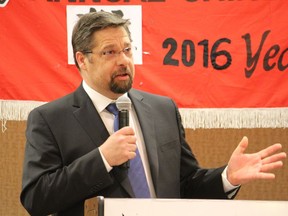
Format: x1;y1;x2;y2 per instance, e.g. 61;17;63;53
102;50;115;56
123;47;132;53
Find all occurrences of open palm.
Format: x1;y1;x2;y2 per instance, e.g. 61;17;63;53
227;136;286;186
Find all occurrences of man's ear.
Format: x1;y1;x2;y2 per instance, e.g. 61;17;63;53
75;51;87;70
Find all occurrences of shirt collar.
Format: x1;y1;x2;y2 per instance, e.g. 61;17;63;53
82;80;128;113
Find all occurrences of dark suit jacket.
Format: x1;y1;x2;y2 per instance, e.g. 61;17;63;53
21;85;228;216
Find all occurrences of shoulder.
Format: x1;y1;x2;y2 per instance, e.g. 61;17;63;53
129;88;174;103
30;84;86;117
34;93;74;114
129;88;179;113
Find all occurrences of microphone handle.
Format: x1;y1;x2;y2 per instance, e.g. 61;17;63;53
119;110;129;129
119;110;130;169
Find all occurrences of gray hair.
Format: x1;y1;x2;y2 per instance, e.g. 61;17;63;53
72;11;131;69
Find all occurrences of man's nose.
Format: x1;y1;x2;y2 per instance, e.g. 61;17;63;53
116;51;131;65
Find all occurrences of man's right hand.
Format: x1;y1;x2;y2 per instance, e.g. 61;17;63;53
99;126;137;166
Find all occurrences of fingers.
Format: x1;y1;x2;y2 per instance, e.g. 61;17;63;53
256;146;286;179
114;126;137;147
227;136;286;185
233;136;249;155
115;126;135;136
255;172;276;180
258;143;284;159
260;151;286;172
117;142;138;162
126;147;137;160
261;161;283;173
100;126;137;166
262;152;287;165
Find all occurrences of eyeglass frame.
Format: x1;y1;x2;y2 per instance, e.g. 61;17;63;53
82;45;137;60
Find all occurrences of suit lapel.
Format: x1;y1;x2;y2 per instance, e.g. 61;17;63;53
129;90;159;193
72;85;110;147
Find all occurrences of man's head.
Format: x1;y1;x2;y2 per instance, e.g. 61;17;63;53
72;11;135;99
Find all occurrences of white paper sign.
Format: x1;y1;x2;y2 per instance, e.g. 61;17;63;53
103;199;288;216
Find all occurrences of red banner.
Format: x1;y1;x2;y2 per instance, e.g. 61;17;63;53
1;0;288;108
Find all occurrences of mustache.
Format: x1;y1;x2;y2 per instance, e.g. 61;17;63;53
111;67;132;79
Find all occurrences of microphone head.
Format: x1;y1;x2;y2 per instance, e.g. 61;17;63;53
116;95;131;111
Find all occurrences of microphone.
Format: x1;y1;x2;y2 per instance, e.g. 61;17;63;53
116;95;131;129
116;95;132;169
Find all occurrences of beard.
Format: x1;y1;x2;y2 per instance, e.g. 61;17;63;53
109;67;133;94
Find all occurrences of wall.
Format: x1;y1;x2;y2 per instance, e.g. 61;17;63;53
0;121;287;215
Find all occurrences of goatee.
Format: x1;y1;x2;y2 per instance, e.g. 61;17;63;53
110;68;133;94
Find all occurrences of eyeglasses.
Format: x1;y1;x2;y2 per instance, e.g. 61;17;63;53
83;46;137;61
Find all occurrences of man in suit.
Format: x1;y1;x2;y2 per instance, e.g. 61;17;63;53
20;11;286;216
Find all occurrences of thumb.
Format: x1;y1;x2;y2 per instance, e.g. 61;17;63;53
115;126;135;135
233;136;249;155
